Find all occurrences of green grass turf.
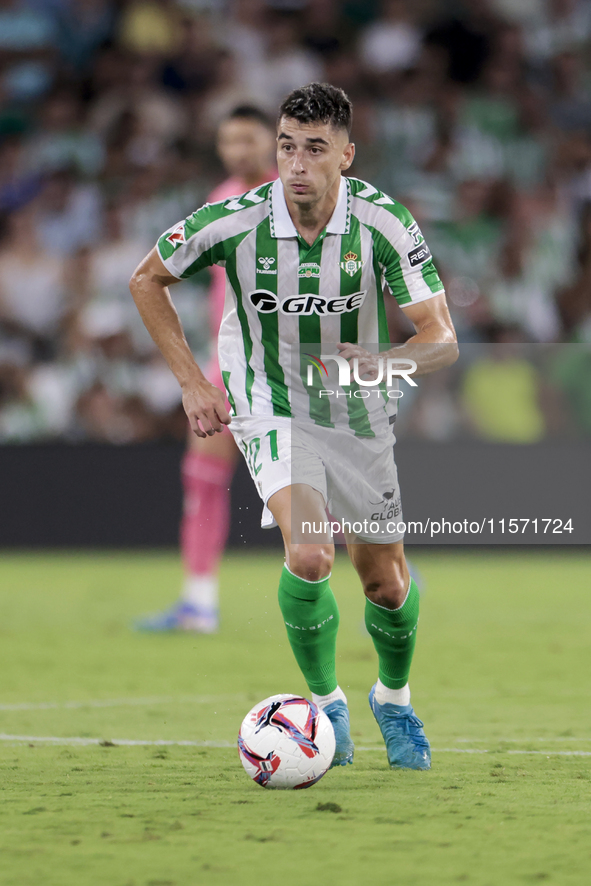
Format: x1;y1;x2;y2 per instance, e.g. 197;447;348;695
0;550;590;886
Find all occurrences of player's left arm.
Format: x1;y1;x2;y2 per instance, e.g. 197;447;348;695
392;292;459;376
339;199;458;378
339;293;458;378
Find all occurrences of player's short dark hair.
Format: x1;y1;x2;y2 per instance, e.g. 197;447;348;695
225;105;273;129
278;83;352;135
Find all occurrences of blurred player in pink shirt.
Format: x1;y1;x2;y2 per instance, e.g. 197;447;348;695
138;106;276;632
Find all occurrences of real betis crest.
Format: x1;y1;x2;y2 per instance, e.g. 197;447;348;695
340;251;364;277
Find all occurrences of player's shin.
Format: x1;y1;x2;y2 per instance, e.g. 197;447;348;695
277;564;339;696
365;577;420;695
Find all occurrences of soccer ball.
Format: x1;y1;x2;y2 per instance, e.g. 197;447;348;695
238;694;336;789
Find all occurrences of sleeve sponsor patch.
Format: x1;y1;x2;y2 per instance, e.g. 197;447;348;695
407;243;432;267
165;221;186;247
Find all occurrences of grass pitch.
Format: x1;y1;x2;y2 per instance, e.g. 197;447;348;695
0;549;590;886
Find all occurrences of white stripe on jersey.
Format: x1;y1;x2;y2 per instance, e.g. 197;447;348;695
235;230;274;416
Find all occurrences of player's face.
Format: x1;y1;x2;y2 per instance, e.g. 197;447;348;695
216;118;275;181
277;116;355;208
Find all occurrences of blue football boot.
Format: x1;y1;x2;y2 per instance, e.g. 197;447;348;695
323;699;354;768
368;684;431;770
135;601;218;633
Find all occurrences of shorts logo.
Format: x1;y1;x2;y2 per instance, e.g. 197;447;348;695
407;243;431;267
249;290;367;316
340;251;364;277
298;262;320;278
257;256;276;275
370;489;401;522
165;221;186;246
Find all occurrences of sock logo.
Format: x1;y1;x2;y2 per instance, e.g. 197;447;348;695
284;614;334;631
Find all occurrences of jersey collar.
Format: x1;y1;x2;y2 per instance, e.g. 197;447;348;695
269;177;350;239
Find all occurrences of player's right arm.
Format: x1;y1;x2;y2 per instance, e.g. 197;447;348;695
129;247;230;437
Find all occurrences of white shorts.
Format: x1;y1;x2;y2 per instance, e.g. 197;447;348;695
229;415;404;544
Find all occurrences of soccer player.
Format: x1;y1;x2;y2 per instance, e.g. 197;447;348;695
137;106;276;633
130;83;458;770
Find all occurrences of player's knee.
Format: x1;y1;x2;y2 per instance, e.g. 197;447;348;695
363;575;408;610
288;545;333;583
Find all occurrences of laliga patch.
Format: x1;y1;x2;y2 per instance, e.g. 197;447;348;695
166;221;186;247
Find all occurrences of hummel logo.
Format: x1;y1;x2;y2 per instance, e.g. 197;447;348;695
258;257;275;270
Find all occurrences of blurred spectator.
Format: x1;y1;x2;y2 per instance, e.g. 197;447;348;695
485;186;572;342
0;0;58;101
35;168;103;255
75;381;156;443
0;203;71;356
161;13;218;94
121;160;207;249
117;0;181;56
77;201;155;354
425;0;501;85
199;50;260;136
23;87;104;176
302;0;349;58
55;0;116;73
244;10;324;111
426;178;503;338
0;349;77;442
549;50;591;132
557;201;591;336
89;55;186;163
0;359;45;441
218;0;267;92
0;135;42;211
359;0;423;77
524;0;591;67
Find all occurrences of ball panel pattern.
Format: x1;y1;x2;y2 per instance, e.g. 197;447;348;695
238;694;336;789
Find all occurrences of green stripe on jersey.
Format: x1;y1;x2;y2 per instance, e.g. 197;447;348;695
339;213;362;344
361;223;412;305
180;229;250;280
221;370;236;415
372;251;390;345
338;215;374;438
298;237;333;428
255;219;291;417
225;249;255;412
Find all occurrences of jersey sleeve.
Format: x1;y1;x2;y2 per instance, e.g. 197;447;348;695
349;179;444;307
379;211;444;307
156;202;229;280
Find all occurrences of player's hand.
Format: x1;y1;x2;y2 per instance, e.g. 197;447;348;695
337;342;381;381
181;379;231;437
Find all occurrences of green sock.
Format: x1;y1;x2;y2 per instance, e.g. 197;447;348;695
277;565;339;696
365;578;420;690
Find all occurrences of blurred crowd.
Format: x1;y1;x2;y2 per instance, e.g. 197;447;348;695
0;0;590;443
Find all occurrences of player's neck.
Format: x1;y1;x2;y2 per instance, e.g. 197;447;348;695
285;179;340;247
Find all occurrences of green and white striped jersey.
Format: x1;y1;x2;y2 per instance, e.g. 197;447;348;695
157;176;444;436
